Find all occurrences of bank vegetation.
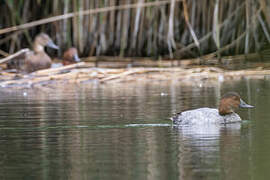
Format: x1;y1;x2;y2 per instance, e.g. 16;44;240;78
0;0;270;61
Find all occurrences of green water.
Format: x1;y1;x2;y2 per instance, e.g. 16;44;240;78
0;78;270;180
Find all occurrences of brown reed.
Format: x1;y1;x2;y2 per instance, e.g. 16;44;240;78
0;0;269;60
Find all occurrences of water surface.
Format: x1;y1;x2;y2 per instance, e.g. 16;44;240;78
0;78;270;180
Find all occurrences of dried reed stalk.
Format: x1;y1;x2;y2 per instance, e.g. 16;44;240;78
0;0;269;60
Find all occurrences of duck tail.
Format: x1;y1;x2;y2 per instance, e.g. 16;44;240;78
170;112;182;124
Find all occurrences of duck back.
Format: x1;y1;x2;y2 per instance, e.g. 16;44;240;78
171;108;242;125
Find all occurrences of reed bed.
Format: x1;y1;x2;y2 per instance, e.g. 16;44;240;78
0;0;270;60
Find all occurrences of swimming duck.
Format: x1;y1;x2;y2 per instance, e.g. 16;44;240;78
7;33;58;73
62;47;80;65
171;92;254;125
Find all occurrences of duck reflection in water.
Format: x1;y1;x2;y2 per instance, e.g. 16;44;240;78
171;92;254;126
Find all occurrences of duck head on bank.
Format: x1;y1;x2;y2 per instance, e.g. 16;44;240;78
171;92;254;125
62;47;80;66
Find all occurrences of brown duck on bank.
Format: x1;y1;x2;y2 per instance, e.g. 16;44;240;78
62;47;80;65
50;47;80;68
7;33;58;73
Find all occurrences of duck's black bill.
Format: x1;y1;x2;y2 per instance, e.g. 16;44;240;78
239;99;254;108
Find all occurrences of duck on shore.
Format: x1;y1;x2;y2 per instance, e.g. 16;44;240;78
50;47;80;68
7;33;58;73
62;47;80;66
171;92;254;125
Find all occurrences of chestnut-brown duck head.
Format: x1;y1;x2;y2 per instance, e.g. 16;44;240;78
62;47;80;65
218;92;254;116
